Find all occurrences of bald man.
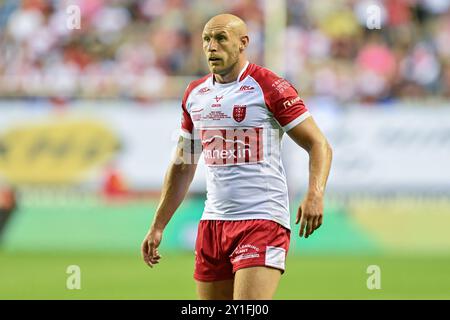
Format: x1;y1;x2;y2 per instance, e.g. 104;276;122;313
141;14;332;300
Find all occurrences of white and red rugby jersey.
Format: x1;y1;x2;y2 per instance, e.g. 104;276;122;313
180;61;310;229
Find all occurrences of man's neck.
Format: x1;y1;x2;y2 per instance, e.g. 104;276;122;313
214;59;248;84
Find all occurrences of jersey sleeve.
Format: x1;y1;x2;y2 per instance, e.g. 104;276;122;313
179;75;210;138
265;78;310;132
252;67;310;132
180;101;193;138
180;86;194;139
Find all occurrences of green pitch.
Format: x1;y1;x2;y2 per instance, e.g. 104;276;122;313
2;194;450;299
1;251;450;299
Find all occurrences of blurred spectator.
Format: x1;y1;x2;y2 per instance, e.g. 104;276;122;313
0;0;450;104
102;165;128;199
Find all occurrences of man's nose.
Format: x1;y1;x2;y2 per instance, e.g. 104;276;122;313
207;39;218;51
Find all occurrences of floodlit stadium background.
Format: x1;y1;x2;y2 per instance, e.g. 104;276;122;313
1;0;450;299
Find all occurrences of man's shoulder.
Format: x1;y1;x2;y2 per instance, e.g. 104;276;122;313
247;63;286;89
183;74;211;101
247;63;296;98
248;63;279;77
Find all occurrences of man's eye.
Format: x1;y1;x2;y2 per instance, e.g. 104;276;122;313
204;38;210;42
218;37;225;41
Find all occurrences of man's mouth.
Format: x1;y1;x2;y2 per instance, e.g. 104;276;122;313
209;57;221;62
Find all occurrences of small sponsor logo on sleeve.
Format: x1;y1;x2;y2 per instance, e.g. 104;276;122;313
282;96;301;109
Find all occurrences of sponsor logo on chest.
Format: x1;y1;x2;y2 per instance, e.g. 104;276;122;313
197;87;211;95
200;128;264;166
238;85;255;92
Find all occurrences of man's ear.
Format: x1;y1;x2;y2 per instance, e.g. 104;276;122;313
240;36;249;51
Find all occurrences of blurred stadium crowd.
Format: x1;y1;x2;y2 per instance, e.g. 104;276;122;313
1;0;450;103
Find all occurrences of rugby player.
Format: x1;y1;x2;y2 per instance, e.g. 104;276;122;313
142;13;332;300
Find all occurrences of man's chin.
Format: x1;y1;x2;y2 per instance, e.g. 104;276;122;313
209;66;223;74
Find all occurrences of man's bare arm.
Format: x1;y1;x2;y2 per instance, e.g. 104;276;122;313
287;116;333;238
141;136;198;267
152;138;198;230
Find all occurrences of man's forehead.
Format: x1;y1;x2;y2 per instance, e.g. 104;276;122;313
202;25;232;36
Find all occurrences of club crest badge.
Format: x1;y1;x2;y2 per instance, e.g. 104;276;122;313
233;105;246;123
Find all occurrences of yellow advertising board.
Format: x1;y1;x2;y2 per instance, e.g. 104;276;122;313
0;119;119;184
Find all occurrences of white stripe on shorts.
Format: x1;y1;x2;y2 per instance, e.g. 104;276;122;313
265;246;286;270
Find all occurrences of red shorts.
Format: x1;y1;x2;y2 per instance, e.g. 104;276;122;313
193;219;291;282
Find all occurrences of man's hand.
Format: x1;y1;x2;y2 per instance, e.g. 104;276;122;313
295;194;323;238
141;226;163;268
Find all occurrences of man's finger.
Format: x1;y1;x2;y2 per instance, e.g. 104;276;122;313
141;241;148;259
151;241;160;258
305;217;314;238
147;241;155;268
295;206;302;224
150;257;161;262
308;216;320;238
141;241;151;265
315;216;322;230
148;241;154;255
299;216;307;237
150;254;161;262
